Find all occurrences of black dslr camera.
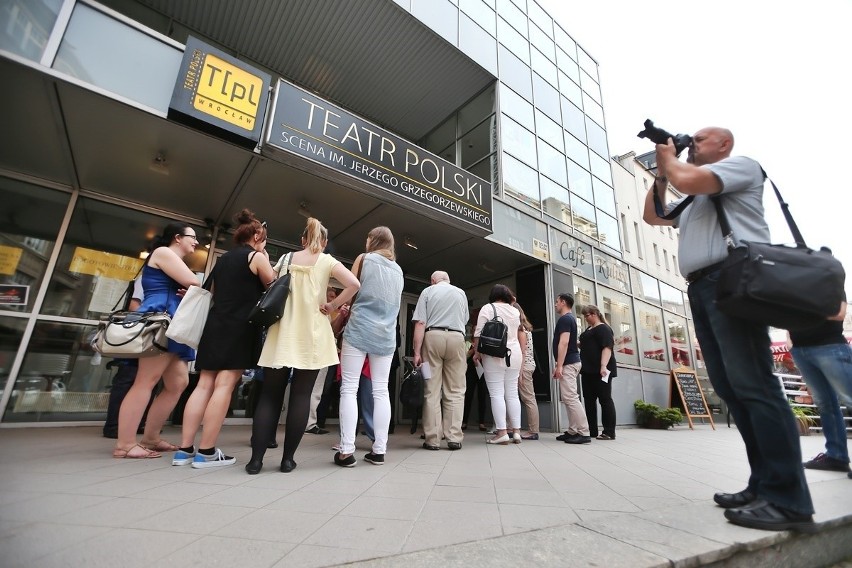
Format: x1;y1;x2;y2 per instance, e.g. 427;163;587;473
637;119;693;157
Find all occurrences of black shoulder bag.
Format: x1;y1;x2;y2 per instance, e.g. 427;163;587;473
711;171;845;330
248;252;292;328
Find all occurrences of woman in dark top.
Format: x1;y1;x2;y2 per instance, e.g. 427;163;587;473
173;210;277;468
579;304;617;440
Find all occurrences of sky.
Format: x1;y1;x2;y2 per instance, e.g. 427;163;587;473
539;0;852;294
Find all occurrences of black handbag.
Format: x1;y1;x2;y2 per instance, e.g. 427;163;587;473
712;172;845;330
248;253;292;328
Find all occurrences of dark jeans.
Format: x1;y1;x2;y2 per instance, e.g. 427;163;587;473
103;362;152;436
581;373;615;438
463;360;488;426
689;271;813;515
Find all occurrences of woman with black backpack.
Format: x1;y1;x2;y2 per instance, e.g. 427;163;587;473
472;284;525;445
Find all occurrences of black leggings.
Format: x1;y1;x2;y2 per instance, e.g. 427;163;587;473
581;373;616;438
250;367;317;464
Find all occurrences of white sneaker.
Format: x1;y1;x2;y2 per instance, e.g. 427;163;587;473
191;448;236;469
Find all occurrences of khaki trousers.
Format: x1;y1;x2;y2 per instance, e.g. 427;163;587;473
422;330;467;445
518;366;539;433
558;362;589;435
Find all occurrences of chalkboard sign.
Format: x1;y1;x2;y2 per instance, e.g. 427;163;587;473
670;366;715;430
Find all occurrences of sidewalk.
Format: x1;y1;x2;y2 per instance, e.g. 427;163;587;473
1;424;850;567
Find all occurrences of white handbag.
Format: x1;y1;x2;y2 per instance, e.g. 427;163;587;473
165;282;212;349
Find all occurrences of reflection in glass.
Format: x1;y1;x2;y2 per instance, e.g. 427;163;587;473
460;0;496;36
590;152;613;185
577;47;598;82
536;139;566;187
540;176;571;227
535;109;563;151
528;22;554;62
667;313;691;368
631;268;661;304
424;116;456;155
569;196;597;240
498;46;532;99
557;49;581;85
412;0;458;44
561;98;586;142
532;73;560;118
566;158;593;202
459;13;498;74
500;83;534;127
497;0;527;36
53;3;182;112
597;212;620;252
461;117;496;168
687;318;706;377
593;178;616;216
502;152;539;206
601;288;638;366
581;70;602;104
554;26;577;62
497;16;529;64
583;93;604;126
527;2;552;39
573;276;595;314
501;115;537;167
0;316;27;397
564;131;589;170
636;302;669;370
0;0;63;62
459;85;496;137
470;154;498;187
586;118;609;160
530;47;557;87
660;282;685;314
0;178;70;314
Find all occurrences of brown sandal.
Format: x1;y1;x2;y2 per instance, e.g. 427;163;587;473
113;444;161;459
140;440;179;452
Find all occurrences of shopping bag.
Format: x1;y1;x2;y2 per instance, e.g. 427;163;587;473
165;284;212;349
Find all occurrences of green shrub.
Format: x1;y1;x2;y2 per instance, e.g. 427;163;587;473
634;400;683;428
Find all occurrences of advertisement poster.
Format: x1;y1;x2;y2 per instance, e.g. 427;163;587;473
68;247;143;280
0;245;22;275
0;284;29;305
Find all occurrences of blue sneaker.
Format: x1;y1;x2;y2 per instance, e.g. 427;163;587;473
191;448;236;469
172;448;195;466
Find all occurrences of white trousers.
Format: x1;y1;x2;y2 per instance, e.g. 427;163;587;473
306;366;328;429
482;355;521;431
339;340;392;455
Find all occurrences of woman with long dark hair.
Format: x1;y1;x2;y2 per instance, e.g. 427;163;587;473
113;222;201;458
579;304;617;440
173;209;277;468
246;217;359;474
335;227;403;467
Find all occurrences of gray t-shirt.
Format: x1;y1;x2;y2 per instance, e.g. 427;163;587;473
670;156;770;275
411;281;469;331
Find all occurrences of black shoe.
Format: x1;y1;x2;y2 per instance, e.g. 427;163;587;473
280;458;297;473
723;500;816;532
267;440;278;449
447;442;462;451
305;426;329;435
422;442;440;451
334;452;356;467
364;452;385;465
245;459;263;475
564;434;591;444
713;489;757;509
555;431;571;441
803;452;851;472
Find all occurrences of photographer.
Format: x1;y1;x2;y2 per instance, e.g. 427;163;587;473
643;127;814;531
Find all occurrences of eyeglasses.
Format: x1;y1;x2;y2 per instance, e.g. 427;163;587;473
180;234;198;242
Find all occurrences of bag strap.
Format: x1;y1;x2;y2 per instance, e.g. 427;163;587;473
654;192;694;220
491;303;498;320
711;168;808;251
111;257;149;312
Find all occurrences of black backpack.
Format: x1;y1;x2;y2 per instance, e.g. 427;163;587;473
399;366;424;409
477;303;510;365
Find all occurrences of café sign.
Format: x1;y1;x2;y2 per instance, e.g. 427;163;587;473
264;79;492;234
169;36;271;148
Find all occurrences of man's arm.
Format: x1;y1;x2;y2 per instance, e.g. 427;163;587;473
413;320;426;367
656;139;722;196
552;331;569;380
642;175;677;227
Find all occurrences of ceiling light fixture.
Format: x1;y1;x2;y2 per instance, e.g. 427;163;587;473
298;201;312;218
138;251;150;259
404;236;418;250
148;152;169;176
479;262;495;273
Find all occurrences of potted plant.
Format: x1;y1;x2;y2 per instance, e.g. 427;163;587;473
790;404;817;436
634;400;683;429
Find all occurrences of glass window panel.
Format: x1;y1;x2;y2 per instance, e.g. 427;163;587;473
53;3;183;112
0;0;63;62
561;98;586;142
497;0;527;35
636;301;669;370
461;117;496;168
556;48;580;84
527;2;552;38
530;47;557;87
481;0;495;6
498;46;532;99
570;196;597;240
583;93;604;127
509;0;526;11
459;85;496;137
563;130;589;170
589;152;612;185
528;22;555;60
540;175;571;227
577;47;598;82
412;0;458;44
573;275;595;314
502;151;539;204
585;117;609;158
581;70;602;102
558;73;582;108
597;211;620;251
660;282;686;315
497;16;529;64
554;25;577;61
42;198;206;320
3;321;112;423
438;143;455;164
499;83;534;127
532;73;560;117
0;316;27;398
459;14;498;75
460;0;496;36
631;267;661;304
0;178;70;314
667;313;691;368
534;109;562;151
536;139;566;186
566;158;593;201
469;153;498;187
501;114;537;167
687;319;708;377
593;178;616;216
424;116;456;154
600;287;638;366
